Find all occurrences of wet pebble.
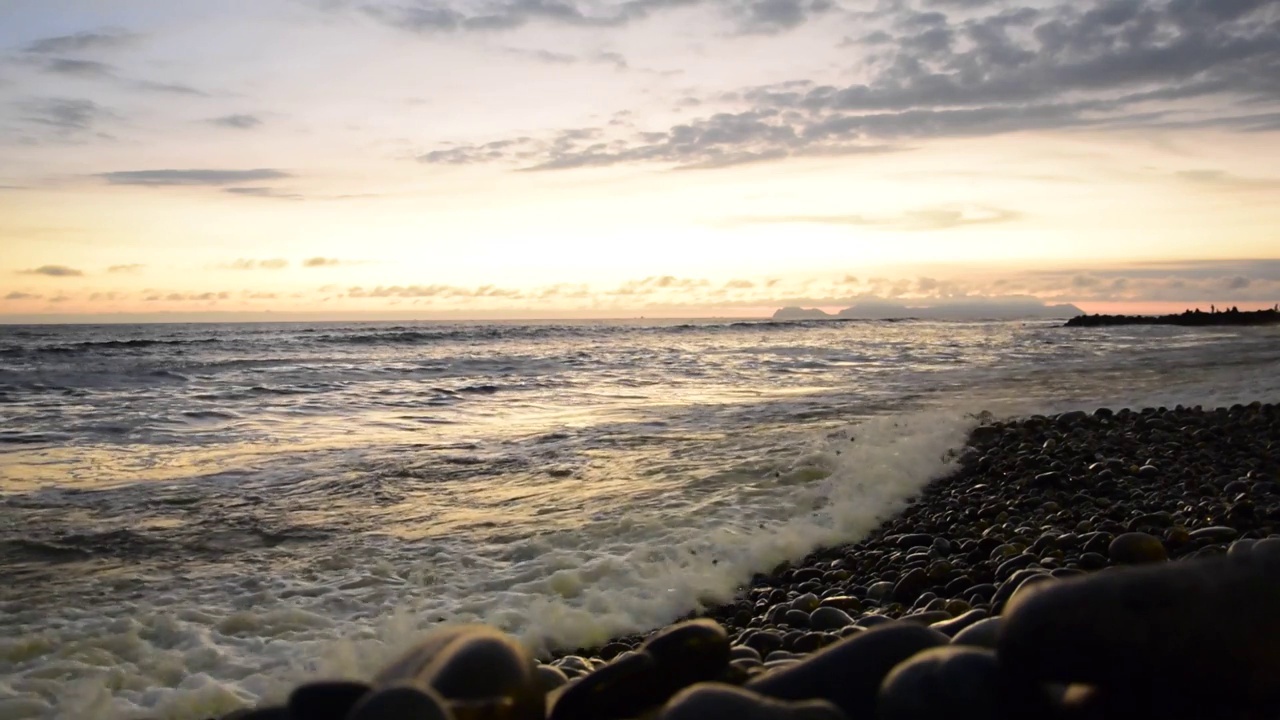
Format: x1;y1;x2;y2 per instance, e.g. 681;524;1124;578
746;623;948;718
660;683;845;720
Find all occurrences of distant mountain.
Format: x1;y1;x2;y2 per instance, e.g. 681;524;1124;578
772;306;835;321
772;298;1084;321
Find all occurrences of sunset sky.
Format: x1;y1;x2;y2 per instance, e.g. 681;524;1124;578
1;0;1278;321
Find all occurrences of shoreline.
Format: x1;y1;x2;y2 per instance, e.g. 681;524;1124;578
553;401;1277;656
225;401;1280;719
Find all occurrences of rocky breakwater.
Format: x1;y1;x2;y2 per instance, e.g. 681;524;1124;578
221;403;1280;720
1064;307;1280;327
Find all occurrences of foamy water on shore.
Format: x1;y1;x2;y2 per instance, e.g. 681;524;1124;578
1;319;1278;719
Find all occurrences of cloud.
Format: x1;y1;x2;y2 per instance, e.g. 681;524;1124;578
99;169;292;186
419;117;901;170
107;264;145;273
1175;170;1280;190
17;265;85;277
223;186;304;200
4;292;42;301
144;291;233;302
303;257;343;267
739;0;833;35
350;0;829;37
224;259;289;270
134;80;206;96
411;0;1280;170
730;205;1021;230
21;98;115;135
1013;259;1280;304
346;284;524;299
23;31;139;55
208;114;263;129
44;58;117;78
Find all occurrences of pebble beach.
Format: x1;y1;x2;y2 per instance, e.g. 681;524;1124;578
218;401;1280;720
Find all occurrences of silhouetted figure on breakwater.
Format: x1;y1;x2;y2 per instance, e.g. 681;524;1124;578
1064;307;1280;327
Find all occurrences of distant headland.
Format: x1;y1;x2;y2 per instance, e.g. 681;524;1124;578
772;298;1084;321
1064;306;1280;327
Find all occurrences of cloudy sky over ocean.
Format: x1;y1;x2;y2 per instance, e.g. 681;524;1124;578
2;0;1278;319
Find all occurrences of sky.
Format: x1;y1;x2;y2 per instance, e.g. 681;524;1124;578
1;0;1278;321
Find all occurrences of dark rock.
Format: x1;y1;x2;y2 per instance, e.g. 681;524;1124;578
600;642;632;660
287;680;370;720
220;709;288;720
793;633;827;654
534;664;569;693
641;619;731;699
744;632;783;658
950;617;1002;649
998;554;1280;709
346;685;451;720
549;651;658;720
892;568;929;604
1080;532;1113;556
791;593;820;613
731;646;764;662
1031;471;1065;488
897;534;934;550
963;583;998;601
1188;526;1239;543
1107;532;1167;565
745;623;948;719
994;553;1039;581
817;596;862;614
807;607;854;631
660;683;845;720
877;646;1049;720
899;610;951;625
783;610;811;628
990;570;1050;613
928;609;988;638
1077;552;1108;570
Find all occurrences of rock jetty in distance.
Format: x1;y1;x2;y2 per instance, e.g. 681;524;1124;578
1065;307;1280;327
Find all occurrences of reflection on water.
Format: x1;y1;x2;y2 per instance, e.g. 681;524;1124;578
1;319;1278;718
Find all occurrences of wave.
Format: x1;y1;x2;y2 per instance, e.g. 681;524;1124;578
1;408;976;719
0;337;221;358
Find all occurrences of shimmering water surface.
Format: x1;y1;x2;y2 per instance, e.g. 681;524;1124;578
1;319;1277;719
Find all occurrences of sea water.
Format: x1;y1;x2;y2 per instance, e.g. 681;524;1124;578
1;318;1277;719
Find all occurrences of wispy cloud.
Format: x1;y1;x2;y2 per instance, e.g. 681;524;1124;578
43;58;116;78
21;98;116;137
1175;170;1280;191
352;0;832;36
303;257;344;267
223;258;289;270
144;291;232;302
107;264;145;273
23;30;139;55
133;80;206;96
207;114;263;129
727;206;1022;231
223;186;304;200
4;291;43;301
99;169;292;186
17;265;85;277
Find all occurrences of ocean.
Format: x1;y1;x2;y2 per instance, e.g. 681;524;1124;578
1;318;1278;719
